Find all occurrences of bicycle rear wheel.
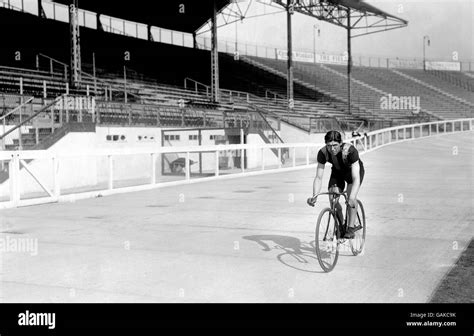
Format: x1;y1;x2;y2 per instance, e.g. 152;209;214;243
315;208;339;272
350;200;366;256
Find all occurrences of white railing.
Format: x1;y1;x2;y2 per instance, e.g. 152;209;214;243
0;118;472;209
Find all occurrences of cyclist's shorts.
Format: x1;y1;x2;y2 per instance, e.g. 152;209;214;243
328;160;365;192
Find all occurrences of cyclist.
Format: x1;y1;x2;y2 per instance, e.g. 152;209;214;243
307;130;365;239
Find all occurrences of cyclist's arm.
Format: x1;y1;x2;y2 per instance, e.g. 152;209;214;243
349;160;360;204
312;163;325;196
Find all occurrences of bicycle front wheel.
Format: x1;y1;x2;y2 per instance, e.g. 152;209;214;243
350;200;366;256
315;208;339;272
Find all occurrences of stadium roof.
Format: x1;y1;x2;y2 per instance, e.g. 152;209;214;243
51;0;231;33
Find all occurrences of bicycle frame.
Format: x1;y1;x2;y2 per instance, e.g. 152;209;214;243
311;190;353;240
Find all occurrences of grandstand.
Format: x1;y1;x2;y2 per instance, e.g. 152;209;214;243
0;1;472;161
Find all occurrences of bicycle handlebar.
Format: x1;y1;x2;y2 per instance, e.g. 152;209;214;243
307;190;354;208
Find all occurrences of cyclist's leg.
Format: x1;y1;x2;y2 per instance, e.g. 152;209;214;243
346;162;365;229
328;171;345;226
346;183;358;229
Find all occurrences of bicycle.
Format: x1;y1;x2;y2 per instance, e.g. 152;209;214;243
308;188;366;272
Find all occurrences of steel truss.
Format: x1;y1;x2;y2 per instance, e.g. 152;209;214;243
271;0;407;38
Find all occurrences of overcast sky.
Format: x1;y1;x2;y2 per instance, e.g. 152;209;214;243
211;0;473;61
12;0;474;62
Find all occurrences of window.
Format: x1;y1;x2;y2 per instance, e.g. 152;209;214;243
106;135;112;141
189;135;198;141
164;135;170;141
175;135;180;141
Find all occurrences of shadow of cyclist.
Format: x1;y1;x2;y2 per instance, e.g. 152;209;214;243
242;235;313;254
243;235;322;273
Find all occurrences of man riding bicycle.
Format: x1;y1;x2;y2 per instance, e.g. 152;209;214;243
307;130;365;239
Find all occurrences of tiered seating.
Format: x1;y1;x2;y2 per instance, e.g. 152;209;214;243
218;54;368;132
397;69;474;105
242;56;394;127
325;65;473;120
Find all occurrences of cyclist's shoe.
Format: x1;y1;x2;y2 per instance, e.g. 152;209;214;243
343;226;356;239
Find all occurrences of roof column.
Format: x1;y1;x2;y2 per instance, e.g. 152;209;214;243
69;0;82;87
347;8;352;115
210;0;220;102
286;0;294;117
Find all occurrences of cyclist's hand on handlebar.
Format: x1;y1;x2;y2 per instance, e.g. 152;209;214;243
307;197;316;207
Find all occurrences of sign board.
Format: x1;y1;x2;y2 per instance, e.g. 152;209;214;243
388;59;423;69
276;49;347;65
425;61;461;71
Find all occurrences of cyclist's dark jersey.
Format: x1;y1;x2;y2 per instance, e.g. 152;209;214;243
316;144;362;172
317;144;365;190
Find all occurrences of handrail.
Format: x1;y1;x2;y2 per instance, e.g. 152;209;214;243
0;118;471;209
0;96;34;123
265;89;285;101
254;110;285;144
0;95;64;141
184;77;211;97
365;118;473;138
427;69;473;92
37;54;147;101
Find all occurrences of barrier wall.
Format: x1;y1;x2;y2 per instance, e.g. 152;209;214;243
0;118;472;209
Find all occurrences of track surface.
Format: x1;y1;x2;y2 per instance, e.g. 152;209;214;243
0;132;472;302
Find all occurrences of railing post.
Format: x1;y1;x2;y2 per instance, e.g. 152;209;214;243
66;82;69;95
278;148;282;168
108;155;114;190
185;152;191;180
215;150;219;176
19;77;23;95
10;153;20;206
52;156;60;199
261;148;265;170
404;127;407;139
43;80;47;98
66;97;70;122
151;153;156;184
292;147;296;167
241;149;245;173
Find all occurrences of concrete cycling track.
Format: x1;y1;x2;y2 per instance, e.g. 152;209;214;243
0;131;472;302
